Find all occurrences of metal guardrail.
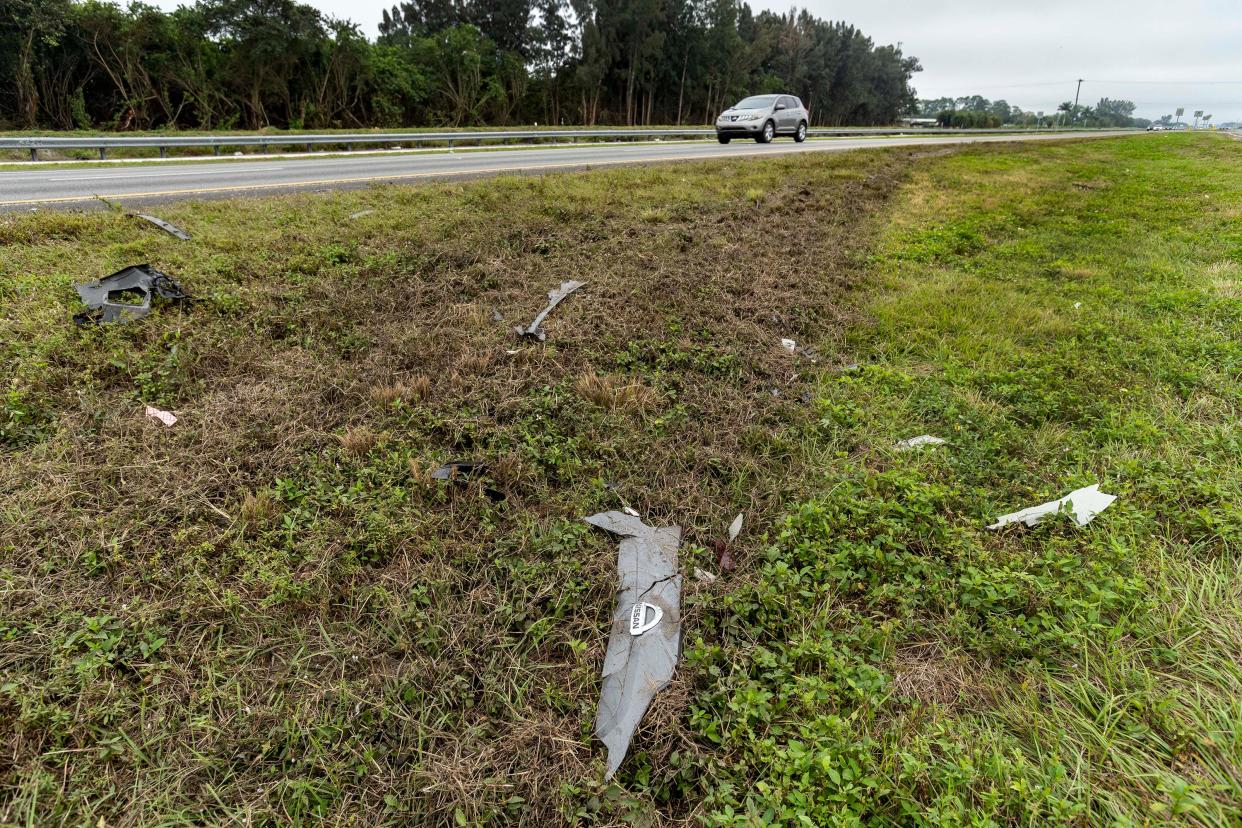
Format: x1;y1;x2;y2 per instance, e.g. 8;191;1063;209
0;126;1136;161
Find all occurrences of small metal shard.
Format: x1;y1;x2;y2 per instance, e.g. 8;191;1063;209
348;209;375;220
896;435;946;450
514;280;585;341
431;460;504;501
583;510;682;779
73;264;192;325
727;513;744;542
780;338;797;353
134;213;191;240
988;484;1117;530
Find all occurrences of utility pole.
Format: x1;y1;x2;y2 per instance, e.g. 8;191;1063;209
1072;78;1083;125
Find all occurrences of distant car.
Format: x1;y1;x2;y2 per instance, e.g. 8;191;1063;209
715;95;809;144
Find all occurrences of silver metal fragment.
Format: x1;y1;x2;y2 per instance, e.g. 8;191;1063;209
583;510;682;779
727;513;744;542
134;213;191;240
514;280;585;341
348;209;375;220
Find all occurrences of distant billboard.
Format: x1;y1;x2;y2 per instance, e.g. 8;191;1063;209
1194;110;1204;117
1176;107;1184;116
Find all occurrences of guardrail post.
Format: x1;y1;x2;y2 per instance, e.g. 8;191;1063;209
159;147;167;159
214;146;220;156
447;140;453;149
29;148;37;161
305;143;312;153
346;143;353;152
99;147;107;160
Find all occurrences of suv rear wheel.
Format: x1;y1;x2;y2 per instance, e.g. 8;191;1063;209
794;121;807;143
755;120;775;144
717;134;730;144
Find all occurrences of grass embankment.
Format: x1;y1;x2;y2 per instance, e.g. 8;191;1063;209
1;133;1239;826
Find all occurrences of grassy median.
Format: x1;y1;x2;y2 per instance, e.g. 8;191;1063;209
1;133;1239;826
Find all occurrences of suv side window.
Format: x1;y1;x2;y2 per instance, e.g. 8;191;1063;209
792;97;804;110
778;96;793;110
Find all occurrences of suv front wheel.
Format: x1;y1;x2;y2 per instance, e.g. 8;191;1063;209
794;122;807;143
755;120;775;144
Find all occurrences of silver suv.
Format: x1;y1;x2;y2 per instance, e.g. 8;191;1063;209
715;95;809;144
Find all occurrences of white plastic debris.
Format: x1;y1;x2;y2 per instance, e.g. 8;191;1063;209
144;406;177;427
727;513;744;541
622;506;640;517
896;435;946;450
988;484;1117;530
693;567;717;583
1073;301;1082;309
781;338;797;353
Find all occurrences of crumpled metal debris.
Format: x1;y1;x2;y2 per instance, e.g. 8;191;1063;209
781;338;797;353
514;280;585;341
896;435;946;450
73;264;192;325
988;484;1117;530
144;406;177;426
584;510;682;779
431;460;504;501
133;213;191;240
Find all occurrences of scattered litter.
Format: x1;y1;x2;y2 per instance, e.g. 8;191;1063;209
988;484;1117;530
73;264;192;325
727;513;744;542
144;406;177;426
771;388;781;397
431;460;505;501
622;506;640;517
714;540;735;573
1073;301;1082;309
693;567;717;583
896;435;946;450
233;151;242;157
491;308;504;323
348;209;375;220
781;338;797;353
842;363;860;373
504;348;520;355
133;213;191;240
584;511;682;779
514;280;585;341
799;391;814;404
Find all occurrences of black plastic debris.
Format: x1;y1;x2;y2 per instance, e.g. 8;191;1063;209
514;280;585;341
73;264;192;325
431;460;505;501
583;510;682;779
133;213;191;240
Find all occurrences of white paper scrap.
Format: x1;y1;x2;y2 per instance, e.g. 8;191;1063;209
896;435;946;450
144;406;177;427
988;484;1116;530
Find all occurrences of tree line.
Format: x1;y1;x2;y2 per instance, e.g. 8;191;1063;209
0;0;921;131
915;94;1147;129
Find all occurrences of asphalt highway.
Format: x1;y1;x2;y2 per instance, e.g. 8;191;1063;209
0;131;1137;209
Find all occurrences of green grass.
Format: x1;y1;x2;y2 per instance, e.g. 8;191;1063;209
1;133;1239;826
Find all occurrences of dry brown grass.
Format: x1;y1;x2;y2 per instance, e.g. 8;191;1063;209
369;374;431;405
336;425;379;455
574;372;659;414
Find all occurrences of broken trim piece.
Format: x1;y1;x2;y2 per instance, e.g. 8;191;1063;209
133;213;191;240
514;280;585;341
988;483;1117;529
73;264;193;325
584;510;682;779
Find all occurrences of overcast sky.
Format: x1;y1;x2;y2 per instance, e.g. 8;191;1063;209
145;0;1242;121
